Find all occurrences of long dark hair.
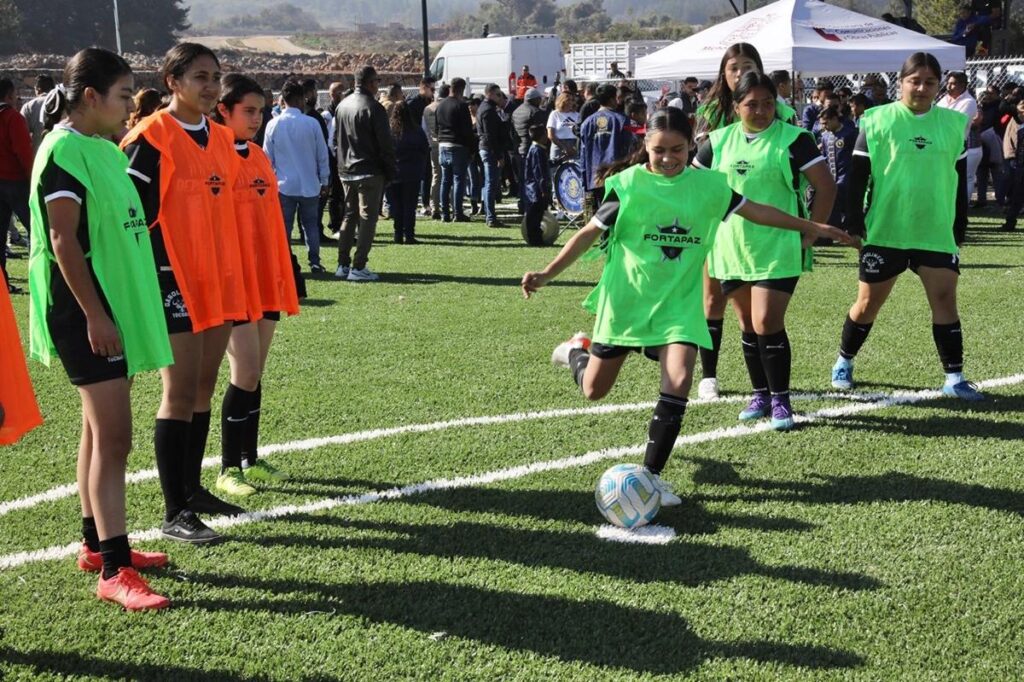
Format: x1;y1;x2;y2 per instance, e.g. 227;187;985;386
389;99;414;137
42;47;133;131
596;107;693;184
211;73;265;125
161;42;220;92
703;43;765;131
899;52;942;81
127;88;162;129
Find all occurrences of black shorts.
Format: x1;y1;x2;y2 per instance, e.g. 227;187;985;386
158;269;193;335
591;341;697;362
858;245;960;283
232;310;282;327
720;276;800;297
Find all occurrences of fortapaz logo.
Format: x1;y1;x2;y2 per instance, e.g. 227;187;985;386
643;218;701;261
207;174;225;196
251;177;268;197
732;160;754;176
123;204;148;236
910;135;933;151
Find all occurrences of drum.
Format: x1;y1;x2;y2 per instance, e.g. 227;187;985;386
554;160;584;216
521;210;560;246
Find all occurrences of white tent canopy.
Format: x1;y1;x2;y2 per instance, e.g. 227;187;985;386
635;0;966;80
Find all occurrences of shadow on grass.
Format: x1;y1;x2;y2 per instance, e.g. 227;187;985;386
247;512;878;591
297;298;335;307
690;457;1024;517
375;272;592;287
0;647;267;682
181;575;865;674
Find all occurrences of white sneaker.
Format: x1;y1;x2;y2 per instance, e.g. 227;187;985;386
334;265;350;279
551;331;591;367
651;474;682;507
347;267;379;282
697;377;720;400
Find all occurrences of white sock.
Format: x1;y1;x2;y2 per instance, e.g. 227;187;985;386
945;372;965;385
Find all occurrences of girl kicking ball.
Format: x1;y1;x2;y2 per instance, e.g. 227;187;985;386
29;48;173;610
830;52;983;401
211;73;300;497
522;107;853;504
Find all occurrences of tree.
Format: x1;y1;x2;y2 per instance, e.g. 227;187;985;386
911;0;962;34
555;0;613;39
0;0;21;51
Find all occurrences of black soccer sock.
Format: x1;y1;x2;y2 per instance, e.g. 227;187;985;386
568;348;590;389
99;534;131;580
221;384;253;473
185;410;211;497
932;321;964;374
699;318;724;379
643;393;688;475
839;315;873;360
154;418;190;522
242;382;263;467
758;330;792;396
741;331;769;394
82;516;100;553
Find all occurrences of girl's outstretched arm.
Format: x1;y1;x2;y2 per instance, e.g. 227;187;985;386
736;200;860;248
521;222;604;298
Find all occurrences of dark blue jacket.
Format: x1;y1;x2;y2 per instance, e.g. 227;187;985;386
579;108;632;191
819;119;858;187
523;142;551;205
393;126;429;184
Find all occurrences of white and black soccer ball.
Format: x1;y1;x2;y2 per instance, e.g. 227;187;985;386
595;464;661;529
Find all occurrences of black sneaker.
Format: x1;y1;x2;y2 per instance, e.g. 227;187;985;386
309;263;326;274
999;222;1017;232
453;215;471;223
187;486;246;516
486;220;507;228
161;509;222;545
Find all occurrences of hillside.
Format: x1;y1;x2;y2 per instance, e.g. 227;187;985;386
184;0;891;31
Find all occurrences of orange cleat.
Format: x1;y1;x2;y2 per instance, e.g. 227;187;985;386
77;543;168;573
96;567;170;611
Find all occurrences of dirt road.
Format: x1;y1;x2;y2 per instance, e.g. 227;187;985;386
189;35;324;55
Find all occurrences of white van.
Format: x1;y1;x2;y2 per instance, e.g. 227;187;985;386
429;34;564;96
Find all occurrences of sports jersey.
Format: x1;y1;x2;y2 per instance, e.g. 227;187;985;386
819;118;858;186
28;126;172;377
856;102;967;253
232;141;300;317
0;270;42;445
702;120;823;280
579;108;633;191
582;164;745;348
120;111;248;332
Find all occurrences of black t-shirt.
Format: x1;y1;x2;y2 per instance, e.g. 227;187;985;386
123;117;210;267
693;129;825;178
592;187;745;231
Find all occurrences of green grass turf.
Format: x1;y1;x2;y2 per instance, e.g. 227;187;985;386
0;206;1022;680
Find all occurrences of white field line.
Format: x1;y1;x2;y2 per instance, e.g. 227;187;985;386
596;524;677;545
0;391;873;519
1;375;1019;571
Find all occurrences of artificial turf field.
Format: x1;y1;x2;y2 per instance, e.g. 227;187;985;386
0;205;1022;680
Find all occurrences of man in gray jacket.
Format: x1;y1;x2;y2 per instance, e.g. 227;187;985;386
334;65;396;282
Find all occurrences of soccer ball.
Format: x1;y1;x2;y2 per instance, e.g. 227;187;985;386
595;464;661;529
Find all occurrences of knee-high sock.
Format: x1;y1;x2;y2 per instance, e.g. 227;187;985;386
221;384;254;472
758;330;792;396
643;393;688;475
154;418;190;521
741;331;769;394
185;411;211;496
242;382;263;467
569;348;590;389
699;318;724;379
839;315;873;360
933;321;964;375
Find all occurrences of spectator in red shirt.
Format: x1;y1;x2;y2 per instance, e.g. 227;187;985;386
516;65;538;102
0;78;34;292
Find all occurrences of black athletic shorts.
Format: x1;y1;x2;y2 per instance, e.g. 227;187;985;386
47;306;128;387
158;269;194;335
720;276;800;297
233;310;282;327
858;245;960;283
591;341;698;362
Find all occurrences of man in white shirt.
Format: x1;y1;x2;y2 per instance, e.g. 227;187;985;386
938;71;981;201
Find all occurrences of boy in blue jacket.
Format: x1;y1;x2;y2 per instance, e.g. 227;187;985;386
523;125;552;246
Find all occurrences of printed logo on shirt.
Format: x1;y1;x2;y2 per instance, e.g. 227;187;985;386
732;160;754;176
860;250;886;274
122;205;148;236
251;177;269;197
643;218;701;261
207;174;226;196
910;135;933;151
164;289;189;319
835;138;845;149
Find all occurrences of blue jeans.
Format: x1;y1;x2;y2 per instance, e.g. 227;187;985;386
280;194;321;268
439;145;469;219
480;148;500;223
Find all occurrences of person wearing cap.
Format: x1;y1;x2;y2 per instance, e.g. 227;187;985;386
516;65;538;102
512;87;548;210
606;62;625;79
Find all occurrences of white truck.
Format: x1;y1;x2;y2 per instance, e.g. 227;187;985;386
428;34;564;96
565;41;673;80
